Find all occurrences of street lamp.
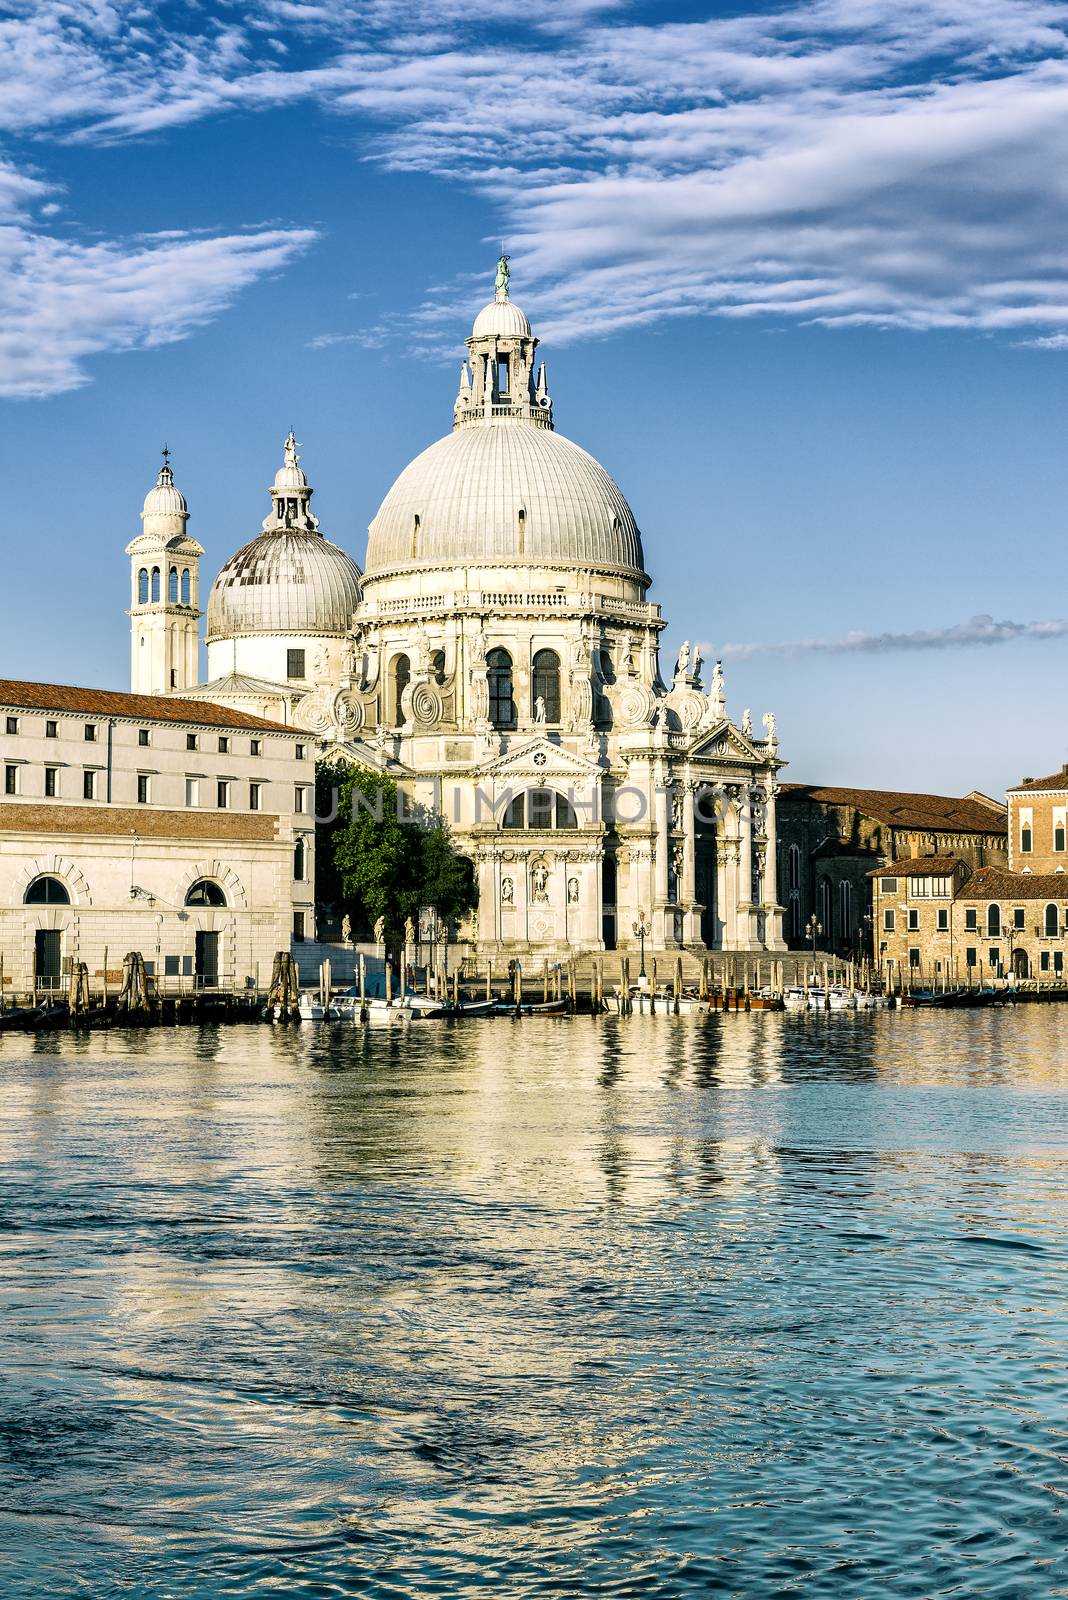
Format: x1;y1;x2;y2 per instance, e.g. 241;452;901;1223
807;914;822;962
633;909;650;979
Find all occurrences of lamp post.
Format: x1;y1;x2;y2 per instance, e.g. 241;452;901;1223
807;914;822;963
633;909;650;979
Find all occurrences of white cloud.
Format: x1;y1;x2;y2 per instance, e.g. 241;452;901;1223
5;0;1068;385
0;224;317;397
717;614;1068;659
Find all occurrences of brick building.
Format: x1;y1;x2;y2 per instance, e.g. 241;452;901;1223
776;785;1007;956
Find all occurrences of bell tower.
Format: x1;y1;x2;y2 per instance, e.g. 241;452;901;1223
125;449;204;695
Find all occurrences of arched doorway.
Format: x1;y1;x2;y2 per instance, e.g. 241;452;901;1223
1012;948;1030;980
186;880;225;988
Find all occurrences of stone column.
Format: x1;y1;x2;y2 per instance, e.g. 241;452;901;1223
737;785;754;947
654;775;670;915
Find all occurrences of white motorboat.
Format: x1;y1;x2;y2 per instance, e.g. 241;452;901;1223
609;985;707;1015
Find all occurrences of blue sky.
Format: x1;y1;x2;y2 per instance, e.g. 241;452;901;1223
5;0;1068;795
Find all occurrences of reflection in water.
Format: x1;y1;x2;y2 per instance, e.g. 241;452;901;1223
0;1011;1066;1597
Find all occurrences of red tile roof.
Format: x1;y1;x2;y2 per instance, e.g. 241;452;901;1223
867;856;964;878
1009;767;1068;793
779;784;1005;835
0;802;280;841
958;866;1068;900
0;679;293;734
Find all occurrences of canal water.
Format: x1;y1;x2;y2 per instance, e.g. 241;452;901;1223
0;1012;1065;1597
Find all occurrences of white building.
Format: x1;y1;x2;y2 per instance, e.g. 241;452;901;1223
176;259;786;959
0;681;313;995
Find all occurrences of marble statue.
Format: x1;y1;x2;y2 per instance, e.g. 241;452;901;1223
373;916;385;945
495;254;510;295
534;695;547;724
567;877;579;904
501;876;514;905
763;711;776;741
742;708;753;738
341;914;352;944
404;916;415;944
531;861;549;903
676;640;690;677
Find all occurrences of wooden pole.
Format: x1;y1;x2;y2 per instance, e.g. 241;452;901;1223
543;958;549;1003
485;963;492;1002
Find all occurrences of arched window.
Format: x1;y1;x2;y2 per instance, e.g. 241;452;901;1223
168;566;178;603
138;567;149;604
181;568;191;606
24;876;70;905
431;648;446;683
185;879;226;907
839;881;852;942
987;904;1001;937
1045;903;1059;937
487;649;515;729
294;838;306;882
819;878;833;942
500;788;579;830
789;844;800;890
391;654;410;726
531;649;561;723
150;566;161;603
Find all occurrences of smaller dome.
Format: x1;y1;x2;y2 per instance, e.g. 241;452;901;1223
142;461;187;520
472;298;532;339
207;530;361;641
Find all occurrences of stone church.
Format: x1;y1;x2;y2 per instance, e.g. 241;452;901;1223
128;260;786;956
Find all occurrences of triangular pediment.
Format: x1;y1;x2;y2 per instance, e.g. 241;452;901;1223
325;738;418;778
481;735;602;780
687;719;763;763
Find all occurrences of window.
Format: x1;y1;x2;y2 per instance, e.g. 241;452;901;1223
987;905;1001;937
1013;907;1025;931
1045;903;1060;937
965;908;977;931
496;355;510;393
431;649;446;684
5;716;17;735
1057;824;1067;853
150;566;160;603
137;774;150;804
169;567;178;603
24;876;70;905
295;743;305;761
84;723;96;742
1021;827;1033;854
164;956;180;978
83;770;96;800
909;947;920;968
45;721;57;739
44;767;57;798
989;947;1001;971
1041;951;1051;973
138;728;150;747
185;879;226;907
487;649;515;729
503;792;524;829
187;733;198;751
883;908;895;932
4;764;17;795
391;653;410;725
790;845;801;890
937;908;949;931
217;780;229;809
881;876;898;894
293;910;306;943
218;736;229;754
287;648;306;680
501;788;578;830
1056;951;1064;976
138;568;149;604
839;881;853;941
250;739;261;757
294;785;306;814
531;649;561;723
907;908;919;931
966;947;977;968
249;782;261;812
185;777;198;807
181;569;191;606
294;837;306;881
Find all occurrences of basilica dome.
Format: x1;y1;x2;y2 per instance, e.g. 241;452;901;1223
206;433;361;643
364;262;647;582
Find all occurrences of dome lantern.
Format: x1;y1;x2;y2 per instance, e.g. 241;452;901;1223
454;255;553;432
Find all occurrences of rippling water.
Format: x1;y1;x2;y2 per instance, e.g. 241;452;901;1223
1;1011;1066;1597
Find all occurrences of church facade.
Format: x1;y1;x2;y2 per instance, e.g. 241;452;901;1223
134;261;786;957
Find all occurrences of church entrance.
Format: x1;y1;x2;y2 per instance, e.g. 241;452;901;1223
695;832;716;946
601;854;617;950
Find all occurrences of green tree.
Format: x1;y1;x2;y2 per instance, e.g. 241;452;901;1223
315;758;476;945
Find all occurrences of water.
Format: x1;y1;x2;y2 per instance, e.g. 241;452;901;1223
1;1011;1066;1598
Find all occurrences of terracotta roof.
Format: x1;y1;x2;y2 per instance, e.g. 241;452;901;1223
1009;767;1068;793
779;784;1006;834
867;856;964;878
0;802;280;842
958;866;1068;901
0;679;295;734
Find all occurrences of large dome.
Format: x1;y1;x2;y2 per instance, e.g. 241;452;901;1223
207;529;361;641
366;422;646;577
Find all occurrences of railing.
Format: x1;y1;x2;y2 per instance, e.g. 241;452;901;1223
455;403;552;429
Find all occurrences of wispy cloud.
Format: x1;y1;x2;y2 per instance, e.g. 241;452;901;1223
717;614;1068;660
5;0;1068;391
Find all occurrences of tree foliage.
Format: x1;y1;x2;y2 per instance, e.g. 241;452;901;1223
315;759;476;944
